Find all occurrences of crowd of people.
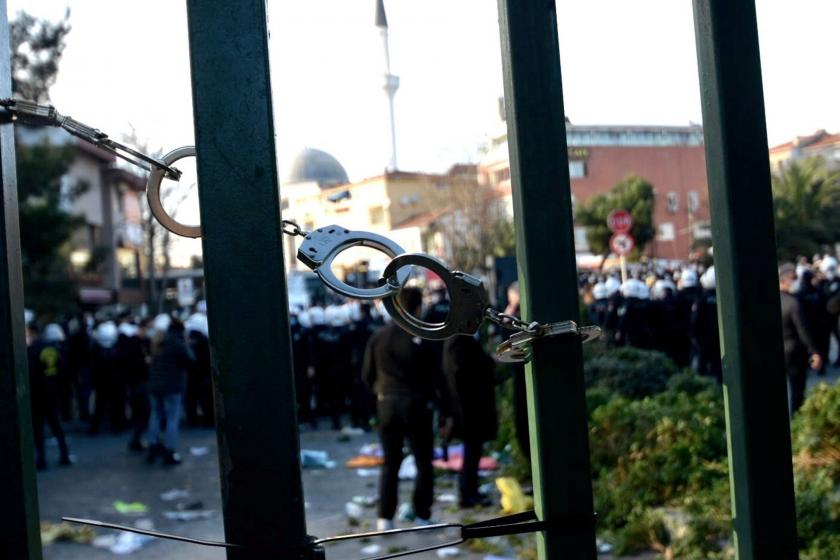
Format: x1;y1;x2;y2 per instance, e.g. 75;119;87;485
22;251;840;526
24;304;212;469
582;253;840;413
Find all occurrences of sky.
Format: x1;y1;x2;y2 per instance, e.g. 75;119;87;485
9;0;840;263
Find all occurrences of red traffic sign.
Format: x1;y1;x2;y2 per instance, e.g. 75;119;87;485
610;232;635;256
607;209;633;233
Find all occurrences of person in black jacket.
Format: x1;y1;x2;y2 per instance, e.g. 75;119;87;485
146;318;194;465
779;263;823;414
29;323;73;469
362;287;453;530
117;322;150;452
443;331;497;508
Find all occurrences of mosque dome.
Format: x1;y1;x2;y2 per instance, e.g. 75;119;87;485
284;148;349;188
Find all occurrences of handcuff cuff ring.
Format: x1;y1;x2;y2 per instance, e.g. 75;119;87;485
147;145;201;238
297;226;410;300
381;253;488;341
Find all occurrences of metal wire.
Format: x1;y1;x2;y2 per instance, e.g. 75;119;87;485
0;98;182;180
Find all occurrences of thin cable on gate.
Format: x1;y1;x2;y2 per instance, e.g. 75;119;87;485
0;99;182;180
64;510;596;560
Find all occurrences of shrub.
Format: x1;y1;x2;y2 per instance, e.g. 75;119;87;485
791;382;840;559
588;382;731;557
584;346;678;398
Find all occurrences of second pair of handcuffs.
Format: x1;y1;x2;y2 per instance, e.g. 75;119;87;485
295;225;601;360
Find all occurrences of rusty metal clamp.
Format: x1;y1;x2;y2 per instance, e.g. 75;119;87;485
147;145;201;238
380;253;488;340
495;322;601;363
297;226;409;300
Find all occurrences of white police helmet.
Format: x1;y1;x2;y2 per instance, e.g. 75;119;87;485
700;266;716;290
297;309;312;328
679;269;698;289
24;308;35;327
592;282;608;300
43;323;66;343
185;313;209;337
820;256;838;280
152;313;171;334
308;306;326;326
118;322;139;338
95;321;119;349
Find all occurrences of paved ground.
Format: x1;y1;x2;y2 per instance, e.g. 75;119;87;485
36;370;837;560
37;425;532;560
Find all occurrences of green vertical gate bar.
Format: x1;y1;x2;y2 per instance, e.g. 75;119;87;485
0;1;43;558
692;1;798;558
497;1;596;559
0;6;43;560
185;1;308;558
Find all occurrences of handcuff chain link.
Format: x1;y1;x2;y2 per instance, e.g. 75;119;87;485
0;98;182;180
281;220;309;238
484;307;541;334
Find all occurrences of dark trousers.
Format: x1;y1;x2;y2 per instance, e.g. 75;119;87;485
787;366;808;415
32;391;70;466
127;381;151;444
459;437;483;505
377;395;434;520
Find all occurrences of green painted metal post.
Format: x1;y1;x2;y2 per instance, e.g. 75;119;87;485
497;2;596;559
185;1;309;558
0;2;43;558
692;1;799;558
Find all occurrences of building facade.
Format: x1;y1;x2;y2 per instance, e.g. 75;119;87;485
769;129;840;171
19;127;146;306
479;113;712;261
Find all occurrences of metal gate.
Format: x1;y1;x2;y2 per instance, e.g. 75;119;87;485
0;1;798;559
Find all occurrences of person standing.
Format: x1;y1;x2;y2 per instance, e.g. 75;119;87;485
28;323;73;469
362;287;453;529
442;331;497;508
185;312;214;427
90;321;123;434
692;267;722;382
117;322;150;451
146;318;194;465
779;263;822;414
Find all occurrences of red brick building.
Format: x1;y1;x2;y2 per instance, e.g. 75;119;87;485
479;118;711;261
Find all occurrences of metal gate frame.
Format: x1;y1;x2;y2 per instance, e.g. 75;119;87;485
0;1;798;559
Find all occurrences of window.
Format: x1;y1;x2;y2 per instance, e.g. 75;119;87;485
369;206;385;225
688;191;700;214
666;192;679;214
658;222;676;241
569;160;586;179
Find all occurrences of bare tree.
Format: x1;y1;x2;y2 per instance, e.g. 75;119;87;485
435;173;514;276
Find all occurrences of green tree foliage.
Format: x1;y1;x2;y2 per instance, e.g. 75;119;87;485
12;11;82;316
575;175;656;258
10;10;71;102
772;157;840;260
17;142;83;316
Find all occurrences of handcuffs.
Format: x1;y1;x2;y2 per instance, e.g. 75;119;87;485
4;97;599;362
144;150;600;361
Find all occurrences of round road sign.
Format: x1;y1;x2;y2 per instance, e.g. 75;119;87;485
607;209;633;233
610;232;635;256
